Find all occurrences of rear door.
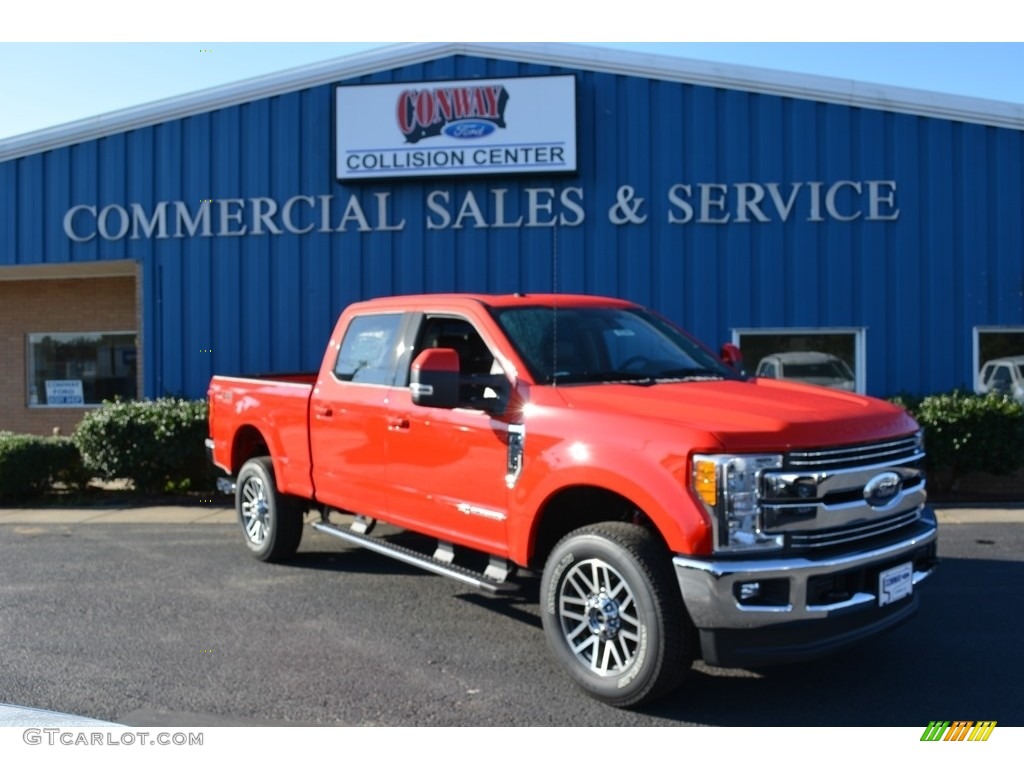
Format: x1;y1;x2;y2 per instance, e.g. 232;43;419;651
309;312;407;517
384;314;513;555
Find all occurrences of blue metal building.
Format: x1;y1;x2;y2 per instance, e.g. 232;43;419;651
2;42;1023;435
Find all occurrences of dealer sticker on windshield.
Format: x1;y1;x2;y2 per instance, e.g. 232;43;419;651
878;562;913;606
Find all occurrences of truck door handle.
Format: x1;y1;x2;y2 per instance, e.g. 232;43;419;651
314;406;333;418
388;417;410;431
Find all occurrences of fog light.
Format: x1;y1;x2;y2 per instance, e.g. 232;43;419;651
734;578;791;607
739;582;761;601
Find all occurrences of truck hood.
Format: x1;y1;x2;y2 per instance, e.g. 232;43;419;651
553;378;917;451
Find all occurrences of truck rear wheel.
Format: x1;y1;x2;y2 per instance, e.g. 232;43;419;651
540;522;693;707
236;457;304;562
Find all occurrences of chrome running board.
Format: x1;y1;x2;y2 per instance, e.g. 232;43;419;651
311;521;519;594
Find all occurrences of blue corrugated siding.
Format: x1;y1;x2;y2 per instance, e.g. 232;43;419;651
17;154;43;262
69;141;99;263
993;130;1024;319
44;147;70;264
0;161;15;260
210;106;242;382
2;54;1024;400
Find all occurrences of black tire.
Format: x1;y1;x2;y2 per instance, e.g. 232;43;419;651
540;522;693;707
235;457;304;562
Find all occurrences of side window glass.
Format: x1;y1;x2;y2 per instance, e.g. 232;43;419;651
334;313;403;385
417;318;497;375
415;317;503;407
992;365;1012;389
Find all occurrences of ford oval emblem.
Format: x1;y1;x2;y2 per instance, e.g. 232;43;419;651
864;471;902;508
442;120;495;139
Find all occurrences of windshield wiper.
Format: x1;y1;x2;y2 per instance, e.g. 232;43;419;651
552;371;655;386
651;367;725;382
551;368;727;386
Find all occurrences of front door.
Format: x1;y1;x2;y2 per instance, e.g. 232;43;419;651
384;315;512;556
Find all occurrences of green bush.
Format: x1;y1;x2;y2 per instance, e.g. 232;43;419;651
0;433;88;502
72;398;216;494
891;390;1024;490
887;392;922;415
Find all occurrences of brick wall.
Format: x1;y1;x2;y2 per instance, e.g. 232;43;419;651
0;275;138;436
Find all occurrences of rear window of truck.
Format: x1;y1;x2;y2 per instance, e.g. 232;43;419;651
334;313;403;385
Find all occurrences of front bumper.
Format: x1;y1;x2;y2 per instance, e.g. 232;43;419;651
673;507;938;666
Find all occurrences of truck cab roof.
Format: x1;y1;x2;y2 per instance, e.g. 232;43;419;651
346;293;638;313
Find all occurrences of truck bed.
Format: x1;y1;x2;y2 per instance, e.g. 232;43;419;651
207;372;317;498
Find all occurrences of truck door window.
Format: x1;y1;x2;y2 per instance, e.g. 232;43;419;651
334;313;404;385
415;317;503;407
991;365;1013;392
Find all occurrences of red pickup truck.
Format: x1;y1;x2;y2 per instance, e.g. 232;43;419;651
207;293;937;707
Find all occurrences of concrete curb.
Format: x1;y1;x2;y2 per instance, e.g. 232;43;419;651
932;508;1024;524
0;505;236;525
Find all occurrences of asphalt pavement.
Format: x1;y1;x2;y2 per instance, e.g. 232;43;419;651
1;499;1021;727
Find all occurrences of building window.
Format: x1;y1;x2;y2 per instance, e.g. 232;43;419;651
27;332;138;407
732;328;865;394
974;327;1024;400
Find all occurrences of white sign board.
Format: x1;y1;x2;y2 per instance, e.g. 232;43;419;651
336;75;577;180
45;379;85;405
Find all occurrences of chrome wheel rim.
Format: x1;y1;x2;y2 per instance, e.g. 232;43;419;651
557;558;641;676
240;476;270;545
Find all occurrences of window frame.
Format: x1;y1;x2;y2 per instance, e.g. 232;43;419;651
731;326;866;394
972;326;1024;393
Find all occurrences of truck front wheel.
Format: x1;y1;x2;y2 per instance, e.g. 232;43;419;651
540;522;693;707
236;457;304;562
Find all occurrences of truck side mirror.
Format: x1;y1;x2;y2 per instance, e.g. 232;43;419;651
410;348;460;408
720;342;744;370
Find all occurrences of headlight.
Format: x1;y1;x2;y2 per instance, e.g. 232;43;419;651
692;454;784;553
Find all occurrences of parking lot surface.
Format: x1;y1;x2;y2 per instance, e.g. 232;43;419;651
0;505;1021;726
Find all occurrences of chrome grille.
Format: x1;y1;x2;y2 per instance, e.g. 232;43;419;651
763;432;927;552
786;434;922;470
788;508;922;550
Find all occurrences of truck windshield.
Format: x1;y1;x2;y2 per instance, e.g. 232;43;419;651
492;305;741;385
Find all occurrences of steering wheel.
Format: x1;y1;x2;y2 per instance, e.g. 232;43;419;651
619;355;653;372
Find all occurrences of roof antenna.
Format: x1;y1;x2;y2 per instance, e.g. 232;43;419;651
551;225;558;387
